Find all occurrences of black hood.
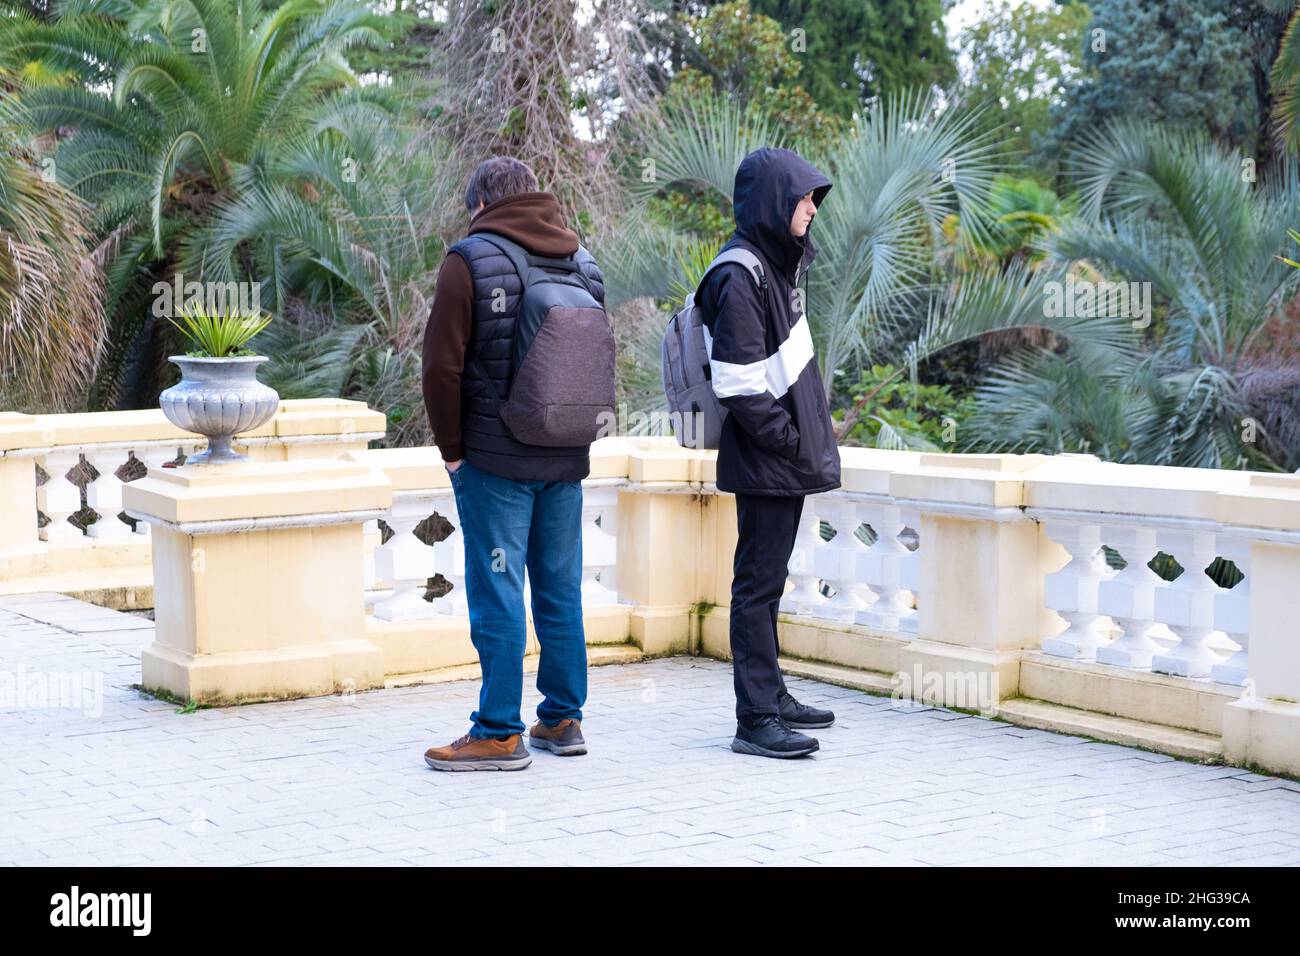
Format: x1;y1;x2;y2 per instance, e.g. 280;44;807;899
731;147;832;280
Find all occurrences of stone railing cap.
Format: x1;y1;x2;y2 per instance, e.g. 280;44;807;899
1213;473;1300;532
917;452;1050;473
590;436;636;479
889;453;1047;509
273;399;385;438
607;436;714;484
0;412;46;453
1024;459;1254;521
344;447;447;492
123;458;392;526
0;399;385;452
838;447;925;495
345;437;704;491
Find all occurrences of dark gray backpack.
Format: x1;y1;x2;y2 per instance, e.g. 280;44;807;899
465;231;615;447
661;247;767;449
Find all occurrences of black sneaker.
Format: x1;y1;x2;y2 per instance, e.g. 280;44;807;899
778;691;835;729
731;714;819;758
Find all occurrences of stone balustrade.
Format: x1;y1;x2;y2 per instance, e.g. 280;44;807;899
0;403;1286;776
341;440;1297;776
0;399;384;605
1024;459;1258;681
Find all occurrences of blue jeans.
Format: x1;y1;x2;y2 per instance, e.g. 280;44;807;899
447;458;587;739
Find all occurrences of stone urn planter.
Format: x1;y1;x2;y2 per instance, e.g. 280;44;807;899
159;355;280;465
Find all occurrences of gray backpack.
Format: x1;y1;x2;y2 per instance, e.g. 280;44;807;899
464;231;616;447
661;247;767;449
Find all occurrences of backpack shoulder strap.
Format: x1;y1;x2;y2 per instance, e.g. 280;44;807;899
476;230;597;297
706;247;766;288
455;231;531;407
574;243;604;304
465;231;531;288
688;246;768;313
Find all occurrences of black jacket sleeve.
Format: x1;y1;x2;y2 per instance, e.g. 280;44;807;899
700;265;800;461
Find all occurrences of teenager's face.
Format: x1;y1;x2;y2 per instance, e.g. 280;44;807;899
790;190;817;237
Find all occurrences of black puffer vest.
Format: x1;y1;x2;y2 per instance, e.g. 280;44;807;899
451;234;606;482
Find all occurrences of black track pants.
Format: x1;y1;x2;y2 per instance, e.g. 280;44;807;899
730;493;805;718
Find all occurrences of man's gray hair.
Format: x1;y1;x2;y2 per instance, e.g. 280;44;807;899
464;157;540;212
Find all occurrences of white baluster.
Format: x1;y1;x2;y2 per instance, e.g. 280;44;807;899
1211;539;1250;686
36;449;83;543
1152;529;1227;678
1096;526;1169;669
1042;520;1115;660
84;449;133;539
581;484;621;606
896;509;920;636
431;490;467;617
855;503;915;633
811;498;874;622
781;505;826;615
372;495;437;621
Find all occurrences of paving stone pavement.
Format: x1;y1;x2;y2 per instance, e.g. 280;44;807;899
3;593;1300;867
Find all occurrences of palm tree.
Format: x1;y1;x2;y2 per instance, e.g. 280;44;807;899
1;0;391;406
978;120;1300;469
185;103;458;445
0;95;105;410
1260;0;1300;153
603;90;1136;442
944;174;1073;270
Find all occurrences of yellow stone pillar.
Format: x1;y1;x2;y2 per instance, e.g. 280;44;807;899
615;441;714;657
0;413;44;551
123;459;392;704
1216;474;1300;777
889;454;1049;711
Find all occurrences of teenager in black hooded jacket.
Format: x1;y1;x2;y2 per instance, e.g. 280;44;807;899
696;146;842;759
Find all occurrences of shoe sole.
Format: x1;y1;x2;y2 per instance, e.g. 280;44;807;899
528;736;587;756
730;737;819;758
424;755;532;771
782;718;835;729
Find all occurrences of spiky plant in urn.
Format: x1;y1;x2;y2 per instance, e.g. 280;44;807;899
159;304;279;465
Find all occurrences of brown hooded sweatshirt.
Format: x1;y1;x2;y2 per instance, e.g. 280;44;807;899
421;191;581;462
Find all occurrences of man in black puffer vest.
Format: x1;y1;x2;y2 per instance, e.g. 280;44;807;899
696;147;842;759
420;157;601;771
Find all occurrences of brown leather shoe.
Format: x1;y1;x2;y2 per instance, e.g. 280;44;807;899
424;732;532;771
528;718;587;756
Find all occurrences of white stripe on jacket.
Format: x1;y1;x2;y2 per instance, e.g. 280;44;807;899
701;313;814;400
